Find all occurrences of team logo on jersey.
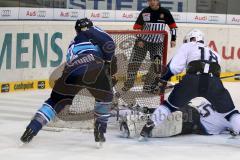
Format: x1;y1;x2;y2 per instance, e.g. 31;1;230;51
1;84;10;93
142;13;150;21
160;13;164;19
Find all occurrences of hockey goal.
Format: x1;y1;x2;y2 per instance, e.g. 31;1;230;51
45;30;168;131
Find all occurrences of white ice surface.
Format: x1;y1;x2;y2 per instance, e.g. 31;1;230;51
0;82;240;160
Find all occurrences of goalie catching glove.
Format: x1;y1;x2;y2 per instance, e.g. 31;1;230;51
149;78;173;94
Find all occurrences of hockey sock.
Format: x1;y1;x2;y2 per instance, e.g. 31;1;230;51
94;101;112;133
27;103;56;135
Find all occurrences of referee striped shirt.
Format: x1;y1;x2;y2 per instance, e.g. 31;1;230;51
134;6;177;43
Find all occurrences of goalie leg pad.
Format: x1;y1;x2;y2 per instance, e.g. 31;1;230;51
151;104;172;126
152;111;183;137
119;111;183;138
118;109;148;138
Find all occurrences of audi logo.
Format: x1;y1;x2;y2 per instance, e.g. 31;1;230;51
1;10;11;17
37;11;47;17
208;16;219;22
70;11;78;18
173;14;181;20
102;12;110;18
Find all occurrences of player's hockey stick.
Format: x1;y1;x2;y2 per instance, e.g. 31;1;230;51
168;73;240;89
219;74;240;80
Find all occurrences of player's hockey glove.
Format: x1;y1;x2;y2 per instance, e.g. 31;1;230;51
149;77;168;94
158;79;168;94
104;61;111;75
104;55;118;76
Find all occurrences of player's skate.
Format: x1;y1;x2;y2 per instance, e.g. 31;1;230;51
227;128;239;137
94;120;106;148
139;119;155;141
20;103;56;144
20;118;44;144
20;128;36;143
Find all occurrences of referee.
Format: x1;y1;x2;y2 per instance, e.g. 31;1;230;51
122;0;177;92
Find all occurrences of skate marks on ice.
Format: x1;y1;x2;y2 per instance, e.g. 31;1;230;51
1;114;240;160
0;90;50;122
1;83;240;159
1;125;240;160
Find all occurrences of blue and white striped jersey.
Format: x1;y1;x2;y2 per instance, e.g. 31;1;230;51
66;26;115;63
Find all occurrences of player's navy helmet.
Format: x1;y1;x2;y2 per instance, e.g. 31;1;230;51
75;18;93;33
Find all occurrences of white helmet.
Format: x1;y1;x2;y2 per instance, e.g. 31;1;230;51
183;32;191;43
186;29;205;43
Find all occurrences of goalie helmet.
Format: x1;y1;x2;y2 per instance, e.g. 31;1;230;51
75;18;93;33
186;29;205;43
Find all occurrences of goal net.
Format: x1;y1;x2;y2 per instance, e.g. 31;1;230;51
45;30;168;131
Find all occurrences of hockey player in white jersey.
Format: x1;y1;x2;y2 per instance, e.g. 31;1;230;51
138;29;240;140
197;100;235;135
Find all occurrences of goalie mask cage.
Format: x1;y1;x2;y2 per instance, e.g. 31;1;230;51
45;30;168;131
